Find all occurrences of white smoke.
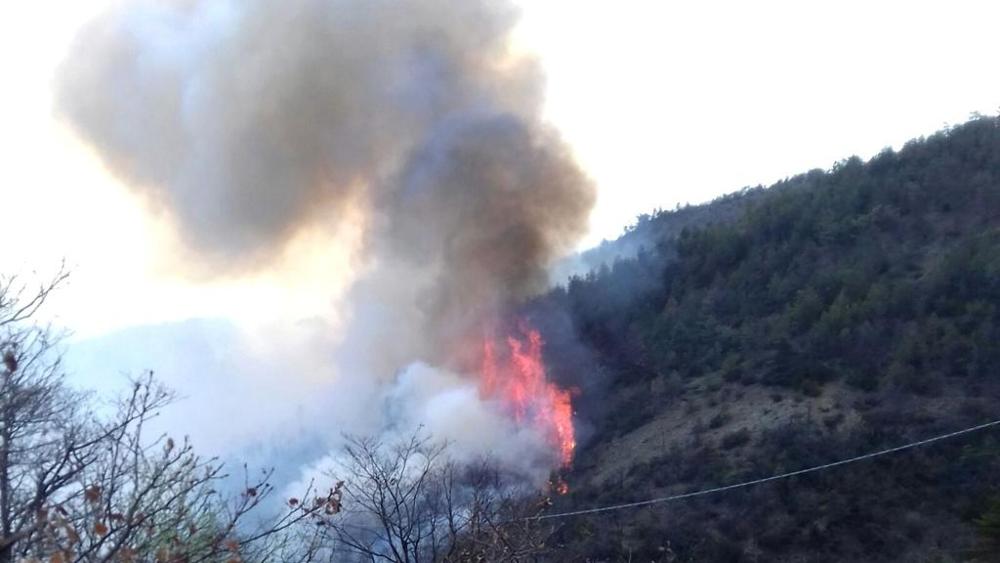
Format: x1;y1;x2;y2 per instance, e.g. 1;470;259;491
57;0;594;481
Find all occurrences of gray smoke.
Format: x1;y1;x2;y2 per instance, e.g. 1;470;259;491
56;0;594;476
385;112;592;356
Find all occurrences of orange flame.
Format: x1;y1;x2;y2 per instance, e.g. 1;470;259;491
479;323;576;468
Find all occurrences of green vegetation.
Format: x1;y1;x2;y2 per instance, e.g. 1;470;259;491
536;115;1000;561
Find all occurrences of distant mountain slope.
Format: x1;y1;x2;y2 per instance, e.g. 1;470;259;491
551;186;769;283
534;115;1000;562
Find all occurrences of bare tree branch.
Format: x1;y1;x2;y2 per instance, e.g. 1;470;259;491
0;271;332;563
322;433;558;562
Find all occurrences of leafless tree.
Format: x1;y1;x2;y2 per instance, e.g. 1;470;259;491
441;460;558;563
0;270;338;562
0;267;80;562
319;433;558;563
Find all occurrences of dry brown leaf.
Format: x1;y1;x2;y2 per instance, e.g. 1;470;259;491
84;486;102;504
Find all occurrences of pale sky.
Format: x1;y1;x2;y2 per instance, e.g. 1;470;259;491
2;0;1000;338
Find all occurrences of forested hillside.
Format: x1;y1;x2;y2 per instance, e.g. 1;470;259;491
534;115;1000;561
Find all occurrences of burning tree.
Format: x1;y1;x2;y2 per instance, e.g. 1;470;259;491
0;270;335;562
479;324;576;470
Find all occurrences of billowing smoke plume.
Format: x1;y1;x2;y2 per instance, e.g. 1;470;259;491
57;0;594;479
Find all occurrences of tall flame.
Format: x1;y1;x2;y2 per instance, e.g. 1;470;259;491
479;323;576;468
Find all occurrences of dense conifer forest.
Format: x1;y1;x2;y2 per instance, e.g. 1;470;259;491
534;115;1000;562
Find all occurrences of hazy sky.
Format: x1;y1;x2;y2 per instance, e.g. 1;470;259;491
2;0;999;338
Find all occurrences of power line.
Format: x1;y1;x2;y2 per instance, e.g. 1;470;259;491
531;417;1000;521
